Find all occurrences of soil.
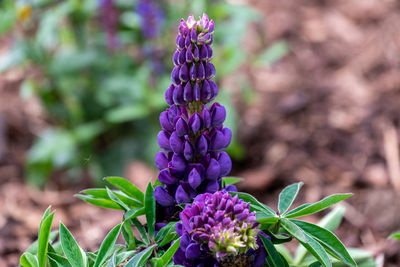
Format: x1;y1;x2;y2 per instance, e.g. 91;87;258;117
1;0;400;266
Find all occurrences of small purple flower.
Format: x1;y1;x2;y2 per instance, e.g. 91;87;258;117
136;0;165;39
174;191;265;266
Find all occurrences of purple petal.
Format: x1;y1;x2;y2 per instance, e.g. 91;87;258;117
206;158;220;180
188;168;202;189
218;152;232;177
157;131;171;151
196;135;208;156
185;243;201;259
206;180;219;193
175;117;188;137
183;82;193;102
155;151;168;170
183;141;194;160
158;169;177;184
172;84;185;105
176;185;190;204
211;103;226;127
159;111;174;132
169;131;184;154
164;84;174;106
179;62;189;82
197;62;205;80
154;186;174;206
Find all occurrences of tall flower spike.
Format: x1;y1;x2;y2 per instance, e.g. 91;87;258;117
154;14;235;218
173;191;266;266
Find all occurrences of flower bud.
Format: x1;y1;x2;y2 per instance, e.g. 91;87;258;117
158;169;177;184
189;168;202;189
157;131;171;151
175;117;188;136
155;151;169;170
154;186;174;206
170;131;184;154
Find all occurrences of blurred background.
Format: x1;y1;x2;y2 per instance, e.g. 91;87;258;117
0;0;400;265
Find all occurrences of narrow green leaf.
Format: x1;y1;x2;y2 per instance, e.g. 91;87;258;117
106;253;117;267
285;203;311;216
124;207;145;221
292;220;356;267
285;194;352;219
106;187;130;211
278;182;303;215
20;252;39;267
82;188;142;208
59;223;85;267
125;244;156;267
229;192;276;215
309;262;323;267
122;220;136;250
263;230;292;245
259;234;285;267
131;218;149;244
26;230;59;255
105;176;144;203
93;224;122;267
256;212;280;224
156;237;182;267
389;232;400;241
75;194;124;210
47;252;72;267
155;222;176;244
145;182;156;239
281;219;331;267
38;209;55;267
221;177;243;187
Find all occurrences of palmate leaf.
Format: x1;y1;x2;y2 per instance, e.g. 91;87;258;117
281;219;331;267
285;194;352;219
59;223;86;267
278;182;303;215
93;224;122;267
291;220;356;267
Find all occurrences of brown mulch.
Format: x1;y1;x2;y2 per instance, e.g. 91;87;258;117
2;0;400;266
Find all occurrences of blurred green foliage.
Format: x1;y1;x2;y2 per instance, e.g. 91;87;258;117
0;0;285;187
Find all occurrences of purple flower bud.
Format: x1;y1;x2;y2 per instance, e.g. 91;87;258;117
157;131;171;151
176;185;190;204
206;158;220;180
171;154;186;173
158;169;177;184
159;111;174;132
190;28;197;43
155;151;169;170
154;186;174;206
177;35;185;49
193;82;201;101
224;184;237;192
209;20;214;33
165;84;174;106
210;130;227;151
189;113;202;133
202;106;211;128
197;33;210;44
186;243;201;259
211;103;226;127
200;45;208;61
178;48;186;65
172;84;185;105
175;117;188;136
186;44;193;63
190;63;197;81
185;34;191;48
179;62;189;82
206;44;213;59
222;127;232;147
206;180;219;193
173;49;179;66
205;62;216;79
170;131;184;154
171;65;181;85
183;81;193;102
209;80;218;100
193;45;199;61
197;62;205;81
183;141;194;160
189;168;202;189
201;79;212;101
196;135;208;156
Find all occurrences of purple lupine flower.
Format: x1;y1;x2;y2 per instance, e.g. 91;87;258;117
173;191;265;266
99;0;119;50
136;0;165;39
154;14;235;213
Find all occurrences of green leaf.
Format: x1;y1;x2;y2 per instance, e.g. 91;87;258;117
156;237;182;267
389;232;400;241
259;234;286;267
254;41;289;66
309;262;323;267
256;212;280;224
105;105;149;123
105;176;144;203
122;221;136;250
26;230;59;255
59;223;86;267
221;177;243;187
106;187;130;211
281;219;331;267
279;182;303;215
229;191;276;215
124;207;145;221
285;194;352;219
263;230;293;245
292;220;357;267
155;222;176;244
20;252;39;267
106;253;117;267
125;244;156;267
131;217;149;244
145;182;156;239
47;252;72;267
75;194;124;210
93;224;122;267
38;207;55;267
81;188;142;208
